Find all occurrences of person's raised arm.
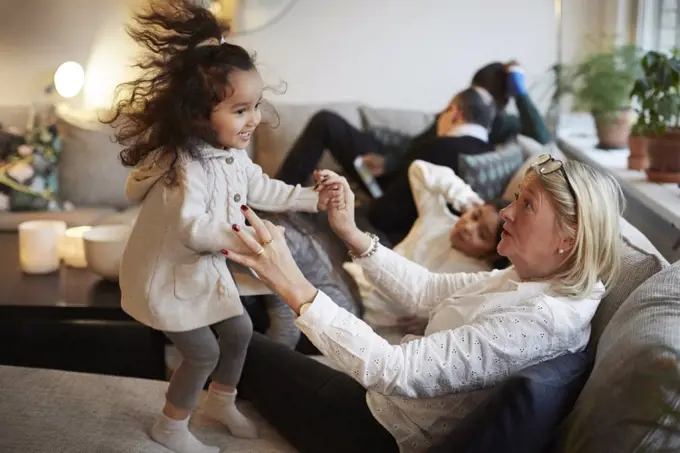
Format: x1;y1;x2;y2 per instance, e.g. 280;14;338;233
408;160;483;216
245;155;319;212
489;64;551;146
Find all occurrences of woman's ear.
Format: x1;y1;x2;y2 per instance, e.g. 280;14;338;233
559;236;576;254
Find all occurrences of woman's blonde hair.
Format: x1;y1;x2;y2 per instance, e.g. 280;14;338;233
532;159;625;299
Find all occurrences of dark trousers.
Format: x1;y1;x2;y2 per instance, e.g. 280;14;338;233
275;110;389;194
237;333;399;453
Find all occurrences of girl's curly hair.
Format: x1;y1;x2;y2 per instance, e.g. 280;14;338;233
103;0;256;183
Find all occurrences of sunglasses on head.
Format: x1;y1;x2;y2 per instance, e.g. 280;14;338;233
531;154;578;207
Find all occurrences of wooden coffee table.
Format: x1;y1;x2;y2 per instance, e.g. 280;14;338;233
0;232;167;380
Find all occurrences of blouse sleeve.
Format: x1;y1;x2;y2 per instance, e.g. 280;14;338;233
296;291;558;398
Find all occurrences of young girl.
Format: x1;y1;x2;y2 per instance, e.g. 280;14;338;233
343;159;508;342
105;2;338;452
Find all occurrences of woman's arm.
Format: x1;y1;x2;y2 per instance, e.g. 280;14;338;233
344;232;497;317
296;291;558;398
245;157;319;212
408;160;483;216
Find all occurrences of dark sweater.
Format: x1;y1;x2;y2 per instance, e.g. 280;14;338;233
366;93;550;245
381;93;551;174
366;135;494;245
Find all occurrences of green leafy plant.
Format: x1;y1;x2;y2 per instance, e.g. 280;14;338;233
630;48;680;136
556;43;641;121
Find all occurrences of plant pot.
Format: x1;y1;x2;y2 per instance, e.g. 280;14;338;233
645;130;680;183
594;109;632;149
627;135;649;170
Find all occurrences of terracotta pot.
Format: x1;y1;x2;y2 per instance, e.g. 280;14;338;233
627;135;649;170
594;109;632;150
645;130;680;183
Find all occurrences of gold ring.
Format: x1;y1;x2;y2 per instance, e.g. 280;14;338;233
254;248;265;256
262;238;273;246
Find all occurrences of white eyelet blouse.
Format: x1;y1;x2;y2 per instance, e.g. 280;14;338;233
295;243;604;453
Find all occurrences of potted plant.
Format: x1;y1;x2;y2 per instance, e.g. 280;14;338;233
630;48;680;182
627;118;650;170
555;44;641;149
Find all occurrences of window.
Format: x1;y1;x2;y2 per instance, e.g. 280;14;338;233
637;0;680;51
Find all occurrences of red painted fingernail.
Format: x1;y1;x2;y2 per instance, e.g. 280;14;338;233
232;224;240;232
221;249;229;255
240;205;248;211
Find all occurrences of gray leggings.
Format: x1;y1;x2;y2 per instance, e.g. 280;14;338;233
164;312;253;410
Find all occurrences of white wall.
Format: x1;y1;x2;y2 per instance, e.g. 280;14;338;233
0;0;598;113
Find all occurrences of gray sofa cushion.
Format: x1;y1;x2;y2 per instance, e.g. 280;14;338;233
252;102;362;177
556;260;680;453
359;105;435;136
0;365;296;453
587;218;668;351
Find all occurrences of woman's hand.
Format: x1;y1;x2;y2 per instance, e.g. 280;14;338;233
222;206;318;314
314;170;373;257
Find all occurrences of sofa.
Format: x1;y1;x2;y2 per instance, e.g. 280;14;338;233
1;102;680;453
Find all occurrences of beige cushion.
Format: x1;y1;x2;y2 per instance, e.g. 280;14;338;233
358;105;435;136
252;102;362;177
0;104;52;133
559;260;680;452
56;115;131;208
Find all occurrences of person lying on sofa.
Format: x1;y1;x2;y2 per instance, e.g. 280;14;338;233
222;154;624;453
362;86;495;245
259;159;509;349
274;60;550;193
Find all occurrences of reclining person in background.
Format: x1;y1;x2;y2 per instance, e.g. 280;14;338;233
275;61;550;194
344;159;509;342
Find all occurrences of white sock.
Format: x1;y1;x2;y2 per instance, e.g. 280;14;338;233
150;413;220;453
203;388;258;439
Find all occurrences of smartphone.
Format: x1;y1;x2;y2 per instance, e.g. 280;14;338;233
354;156;383;198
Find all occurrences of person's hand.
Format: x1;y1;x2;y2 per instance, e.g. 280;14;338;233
315;169;346;212
361;154;385;177
314;170;358;239
460;198;485;213
222;206;318;313
505;60;527;97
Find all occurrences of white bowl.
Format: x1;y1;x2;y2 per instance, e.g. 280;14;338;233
82;225;131;281
59;226;92;268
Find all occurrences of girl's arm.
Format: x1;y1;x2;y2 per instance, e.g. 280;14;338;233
408;160;484;216
245;157;318;212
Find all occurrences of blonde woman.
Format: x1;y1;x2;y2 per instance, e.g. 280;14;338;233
222;155;624;453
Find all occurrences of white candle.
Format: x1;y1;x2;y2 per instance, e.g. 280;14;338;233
58;226;92;268
18;220;67;274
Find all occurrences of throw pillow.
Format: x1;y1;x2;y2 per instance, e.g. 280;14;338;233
428;352;592;453
0;123;63;211
458;144;525;202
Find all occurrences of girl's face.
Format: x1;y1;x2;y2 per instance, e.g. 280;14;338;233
210;68;264;149
449;204;501;258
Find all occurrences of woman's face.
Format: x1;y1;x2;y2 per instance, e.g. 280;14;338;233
450;204;501;258
497;173;572;277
